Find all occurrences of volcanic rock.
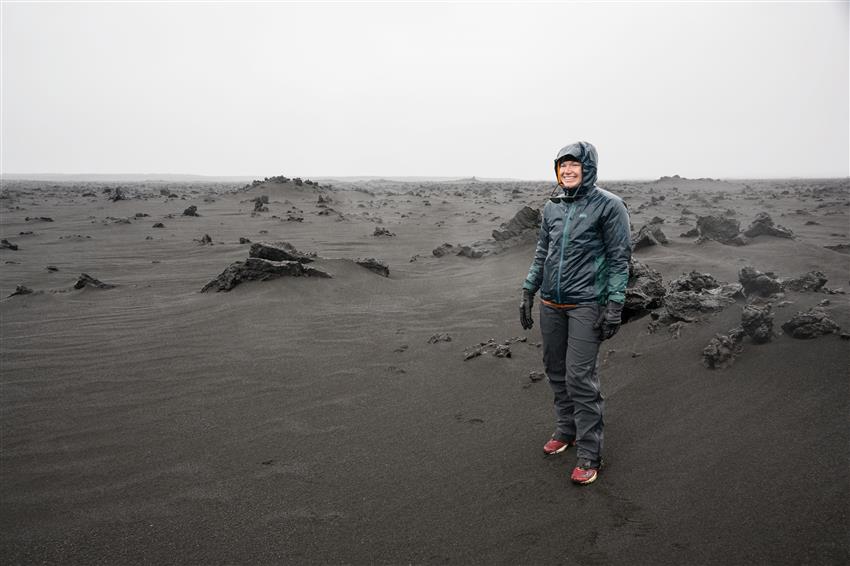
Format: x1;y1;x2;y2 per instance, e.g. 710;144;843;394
632;223;669;250
427;333;452;343
696;215;745;245
669;271;719;293
74;273;115;290
743;212;794;239
739;266;782;297
624;258;666;320
702;327;745;369
783;271;828;292
491;206;540;241
741;304;774;344
355;257;389;277
780;307;840;339
183;205;199;217
1;239;19;250
432;243;456;257
249;242;314;263
201;258;331;292
373;226;396;237
9;285;33;297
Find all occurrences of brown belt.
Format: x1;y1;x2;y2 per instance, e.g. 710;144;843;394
540;298;578;310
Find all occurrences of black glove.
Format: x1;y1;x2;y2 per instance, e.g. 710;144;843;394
520;289;535;330
593;301;624;341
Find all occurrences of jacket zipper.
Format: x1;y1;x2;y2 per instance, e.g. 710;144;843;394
556;203;576;304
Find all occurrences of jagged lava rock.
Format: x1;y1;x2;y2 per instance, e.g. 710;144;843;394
491;206;540;241
743;212;794;239
781;307;840;339
741;304;774;344
1;239;19;250
702;327;745;369
696;215;745;245
355;257;389;277
249;242;314;263
432;243;456;257
669;271;719;293
624;258;666;319
739;266;782;297
183;205;199;216
784;271;828;292
74;273;115;290
632;223;669;250
201;258;331;292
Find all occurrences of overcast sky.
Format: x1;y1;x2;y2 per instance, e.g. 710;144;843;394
2;1;848;180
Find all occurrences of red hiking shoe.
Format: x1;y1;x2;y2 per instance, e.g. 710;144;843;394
571;458;603;485
543;437;575;455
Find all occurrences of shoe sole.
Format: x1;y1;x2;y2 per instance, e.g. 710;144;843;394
543;445;568;455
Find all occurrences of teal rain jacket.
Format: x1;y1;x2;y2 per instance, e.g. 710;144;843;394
522;141;631;305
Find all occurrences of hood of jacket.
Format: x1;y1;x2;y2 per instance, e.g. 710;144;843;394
554;141;598;198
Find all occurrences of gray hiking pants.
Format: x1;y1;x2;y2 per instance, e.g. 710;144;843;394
539;302;604;465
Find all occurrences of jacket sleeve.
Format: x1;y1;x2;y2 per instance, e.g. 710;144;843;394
522;206;549;293
600;198;631;303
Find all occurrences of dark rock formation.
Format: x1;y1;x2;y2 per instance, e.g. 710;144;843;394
249;242;314;264
198;234;213;245
355;257;389;277
74;273;115;290
663;290;736;322
463;337;526;360
9;285;33;297
457;245;486;259
739;266;782;297
110;187;126;202
201;258;331;292
25;216;53;222
696;215;745;245
632;223;669;250
702;327;745;369
669;271;719;293
373;226;395;237
427;333;452;343
432;243;456;257
743;212;794;239
1;239;18;250
152;222;165;228
680;227;699;238
491;206;540;241
781;307;840;339
239;237;251;244
253;197;269;212
624;258;666;320
741;304;774;344
183;205;199;217
784;271;828;292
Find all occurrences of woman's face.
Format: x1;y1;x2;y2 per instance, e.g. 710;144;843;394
558;160;583;189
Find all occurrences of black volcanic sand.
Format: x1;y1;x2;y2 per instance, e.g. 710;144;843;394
1;177;848;564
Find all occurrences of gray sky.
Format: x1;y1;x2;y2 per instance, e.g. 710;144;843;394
2;1;848;180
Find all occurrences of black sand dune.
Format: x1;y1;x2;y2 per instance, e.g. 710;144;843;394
1;176;848;564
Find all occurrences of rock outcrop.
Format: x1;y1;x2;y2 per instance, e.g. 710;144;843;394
743;212;794;239
781;307;840;339
739;266;782;297
741;304;774;344
74;273;115;290
696;215;746;245
201;258;330;292
703;327;745;369
355;257;389;277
